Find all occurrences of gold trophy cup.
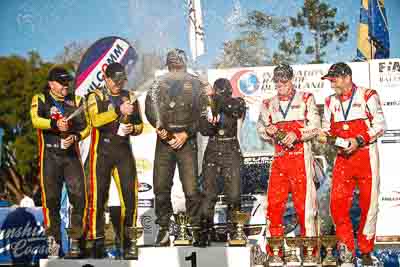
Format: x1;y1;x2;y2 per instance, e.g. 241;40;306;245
267;237;284;266
321;235;337;266
285;237;302;266
228;211;250;246
173;213;192;246
302;237;318;266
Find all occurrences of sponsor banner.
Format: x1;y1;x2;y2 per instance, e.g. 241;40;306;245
74;36;138;97
0;208;47;265
370;59;400;240
370;59;400;130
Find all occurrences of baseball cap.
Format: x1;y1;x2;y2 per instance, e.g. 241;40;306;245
273;63;294;81
48;66;73;86
105;62;127;83
321;62;352;80
165;48;187;66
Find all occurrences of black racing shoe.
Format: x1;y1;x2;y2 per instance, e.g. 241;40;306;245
64;239;82;259
192;228;209;248
155;227;170;247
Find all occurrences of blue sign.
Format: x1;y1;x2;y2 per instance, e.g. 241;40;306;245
0;207;47;265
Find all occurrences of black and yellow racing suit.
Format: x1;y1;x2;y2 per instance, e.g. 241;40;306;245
86;87;143;243
30;90;90;243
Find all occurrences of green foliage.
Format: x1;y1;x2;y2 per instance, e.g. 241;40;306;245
289;0;349;63
214;11;286;68
0;52;52;178
215;0;349;66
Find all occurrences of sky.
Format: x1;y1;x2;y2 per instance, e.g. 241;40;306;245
1;0;399;69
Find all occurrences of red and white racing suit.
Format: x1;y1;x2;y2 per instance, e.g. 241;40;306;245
257;90;320;237
322;84;386;253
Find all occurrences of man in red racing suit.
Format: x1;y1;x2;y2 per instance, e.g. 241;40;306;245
321;62;386;266
257;64;320;249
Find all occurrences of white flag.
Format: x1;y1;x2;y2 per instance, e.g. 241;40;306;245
188;0;205;61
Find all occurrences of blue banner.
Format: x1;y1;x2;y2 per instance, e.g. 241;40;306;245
0;207;47;265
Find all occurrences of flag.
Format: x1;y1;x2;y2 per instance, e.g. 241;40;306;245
357;0;390;60
188;0;205;61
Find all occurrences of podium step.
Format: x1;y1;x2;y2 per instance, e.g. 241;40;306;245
40;245;251;267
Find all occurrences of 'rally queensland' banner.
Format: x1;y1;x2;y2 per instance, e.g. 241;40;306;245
74;36;138;97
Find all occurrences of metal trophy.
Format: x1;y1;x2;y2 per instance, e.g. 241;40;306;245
228;211;250;246
321;235;337;266
251;244;268;267
267;237;284;266
173;212;192;246
302;237;318;266
285;237;302;266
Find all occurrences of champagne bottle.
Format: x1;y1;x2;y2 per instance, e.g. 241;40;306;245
207;95;219;119
156;127;175;141
317;134;350;148
274;129;294;149
120;97;132;124
326;136;351;148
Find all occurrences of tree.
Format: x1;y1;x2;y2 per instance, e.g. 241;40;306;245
289;0;349;63
54;41;90;70
214;10;286;68
0;52;55;203
214;31;268;68
215;1;349;66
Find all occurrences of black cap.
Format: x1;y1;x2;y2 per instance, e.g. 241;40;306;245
273;63;294;81
166;48;187;66
105;62;127;82
48;66;73;85
322;62;352;80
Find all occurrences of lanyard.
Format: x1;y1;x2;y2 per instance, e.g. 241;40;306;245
50;96;65;115
339;86;356;121
108;94;121;108
278;93;295;119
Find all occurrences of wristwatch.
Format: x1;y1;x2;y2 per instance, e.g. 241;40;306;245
355;135;365;147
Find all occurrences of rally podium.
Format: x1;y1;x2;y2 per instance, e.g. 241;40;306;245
40;245;252;267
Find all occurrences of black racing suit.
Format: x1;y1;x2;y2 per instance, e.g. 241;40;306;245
145;71;208;228
86;87;143;242
30;90;90;243
199;96;246;225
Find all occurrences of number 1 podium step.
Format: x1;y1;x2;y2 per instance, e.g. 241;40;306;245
40;245;252;267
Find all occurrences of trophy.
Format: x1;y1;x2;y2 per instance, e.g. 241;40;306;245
285;237;302;266
267;237;284;266
124;227;144;259
302;237;318;266
173;212;192;246
321;235;337;266
251;244;268;267
228;211;250;246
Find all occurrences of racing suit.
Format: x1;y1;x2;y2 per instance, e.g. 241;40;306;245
199;96;246;226
256;90;320;238
86;87;143;244
144;71;208;228
322;84;386;254
30;90;90;243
